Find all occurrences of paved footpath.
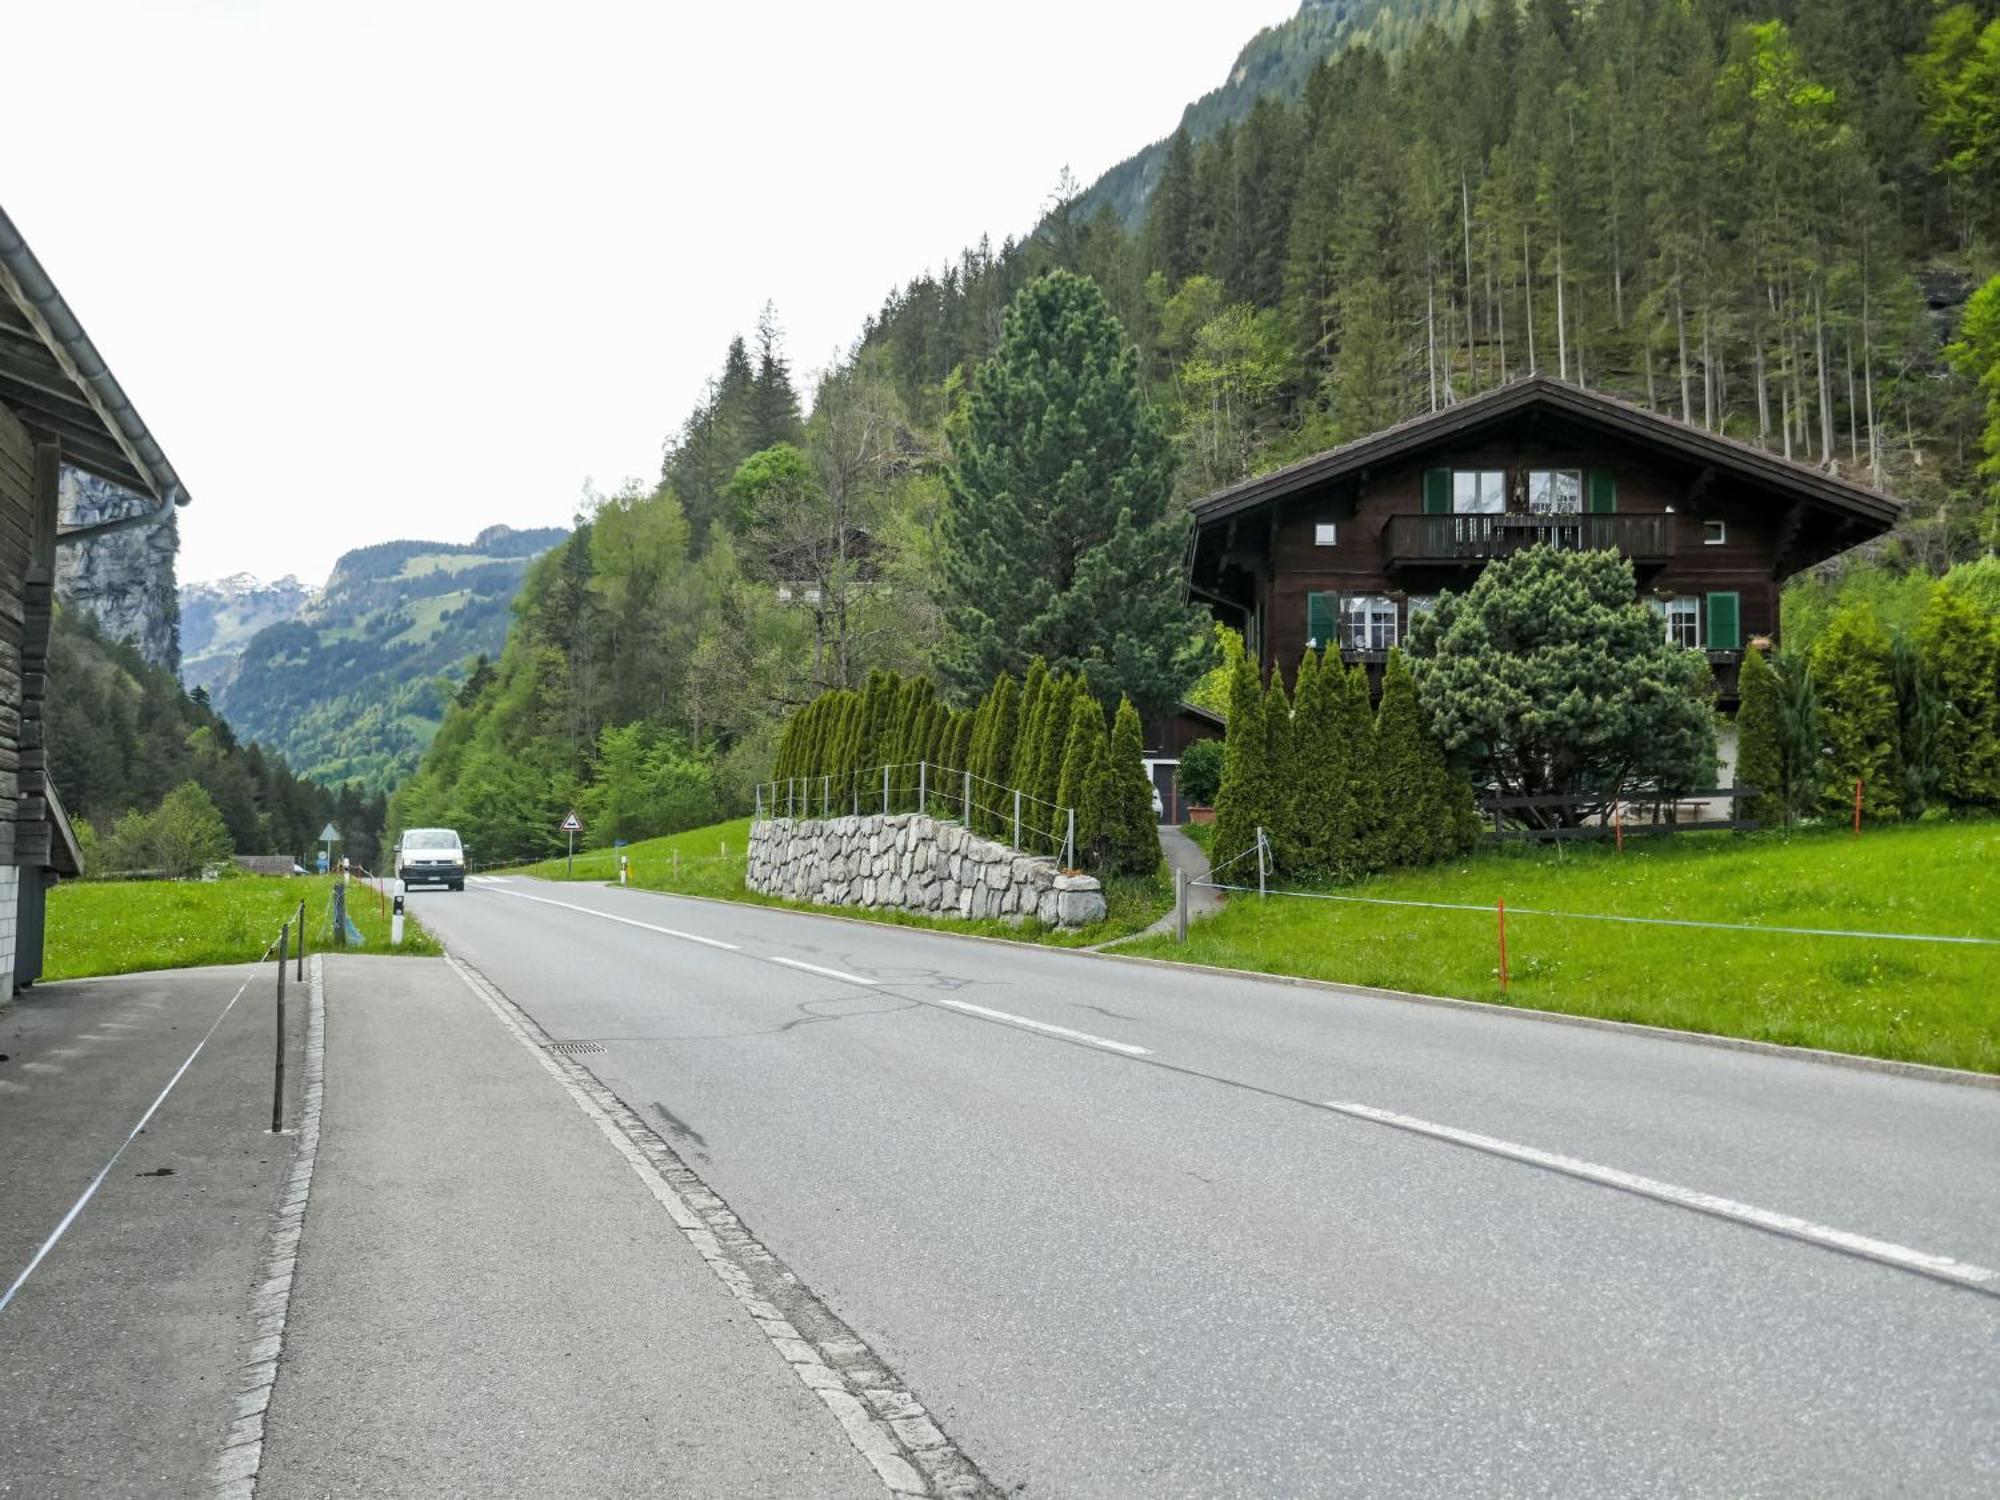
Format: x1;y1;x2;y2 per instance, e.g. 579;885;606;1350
257;955;891;1498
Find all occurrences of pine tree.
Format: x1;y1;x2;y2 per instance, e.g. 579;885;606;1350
985;675;1022;790
1258;666;1294;874
1032;676;1075;838
748;302;804;453
1284;649;1355;880
1105;695;1162;875
1810;604;1904;821
1210;652;1267;882
1372;651;1475;868
1014;658;1049;784
1917;587;2000;809
1344;664;1387;872
938;272;1208;715
1054;692;1107;867
1735;643;1787;827
1145;127;1200;289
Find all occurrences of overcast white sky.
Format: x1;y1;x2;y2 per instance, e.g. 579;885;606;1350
3;1;1295;586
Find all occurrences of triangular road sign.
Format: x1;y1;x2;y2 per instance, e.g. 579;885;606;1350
560;810;584;833
319;823;340;843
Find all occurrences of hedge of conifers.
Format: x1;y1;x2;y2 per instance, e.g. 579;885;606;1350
1209;647;1481;884
769;661;1162;876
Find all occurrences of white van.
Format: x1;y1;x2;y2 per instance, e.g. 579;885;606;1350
395;827;466;891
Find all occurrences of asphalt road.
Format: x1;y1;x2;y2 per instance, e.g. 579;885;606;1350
416;876;2000;1498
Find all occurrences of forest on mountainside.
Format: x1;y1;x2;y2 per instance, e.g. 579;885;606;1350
392;0;2000;864
50;609;389;868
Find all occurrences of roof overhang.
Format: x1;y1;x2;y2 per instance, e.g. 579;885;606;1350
1190;376;1900;544
0;202;188;520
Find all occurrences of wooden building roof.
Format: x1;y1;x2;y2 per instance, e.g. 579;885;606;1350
0;203;188;514
1190;375;1899;546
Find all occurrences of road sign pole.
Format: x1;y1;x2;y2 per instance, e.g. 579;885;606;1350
567;827;574;878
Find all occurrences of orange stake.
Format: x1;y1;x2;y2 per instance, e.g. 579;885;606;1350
1497;897;1510;994
1853;778;1863;836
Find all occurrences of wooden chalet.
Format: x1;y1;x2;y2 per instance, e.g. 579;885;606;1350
1185;376;1900;706
0;203;189;996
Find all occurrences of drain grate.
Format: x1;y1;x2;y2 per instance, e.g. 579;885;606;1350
548;1040;606;1056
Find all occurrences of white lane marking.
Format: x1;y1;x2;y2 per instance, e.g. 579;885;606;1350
1324;1099;1999;1291
488;886;739;950
2;967;260;1317
489;887;1152;1056
768;956;879;986
469;875;515;885
933;998;1151;1056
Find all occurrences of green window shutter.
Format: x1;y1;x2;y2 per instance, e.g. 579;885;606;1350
1423;468;1451;514
1588;470;1617;513
1306;591;1337;650
1706;591;1740;651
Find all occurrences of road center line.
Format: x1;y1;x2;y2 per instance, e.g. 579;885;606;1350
1323;1099;1999;1292
767;956;879;985
486;887;740;950
931;998;1151;1055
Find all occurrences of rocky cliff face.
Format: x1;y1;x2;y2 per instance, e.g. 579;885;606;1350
54;469;180;673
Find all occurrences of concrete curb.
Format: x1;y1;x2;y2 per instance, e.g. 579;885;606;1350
209;954;324;1499
529;878;2000;1094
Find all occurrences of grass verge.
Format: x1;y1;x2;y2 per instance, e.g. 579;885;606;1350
511;818;1176;948
1115;819;2000;1074
47;874;441;981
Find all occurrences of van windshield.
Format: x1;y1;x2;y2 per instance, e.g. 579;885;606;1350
404;830;461;851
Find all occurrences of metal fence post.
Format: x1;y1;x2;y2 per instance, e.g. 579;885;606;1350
882;765;890;815
962;770;972;824
272;921;289;1133
1064;807;1076;869
295;899;305;982
755;783;763;822
1012;789;1022;850
919;760;927;813
1175;868;1188;943
1256;826;1268;898
823;774;830;818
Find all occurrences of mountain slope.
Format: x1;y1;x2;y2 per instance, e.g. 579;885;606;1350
1080;0;1484;228
192;524;567;791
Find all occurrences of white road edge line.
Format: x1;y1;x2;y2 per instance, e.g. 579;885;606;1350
210;956;326;1499
445;954;989;1498
1324;1099;1999;1291
0;964;262;1318
767;956;880;986
933;998;1151;1056
486;886;739;950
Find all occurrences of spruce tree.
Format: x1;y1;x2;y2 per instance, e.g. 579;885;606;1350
1810;604;1904;821
1033;676;1076;836
1106;695;1163;875
1287;649;1359;881
1735;644;1787;827
1014;658;1049;785
986;675;1022;790
937;271;1209;715
1374;652;1435;866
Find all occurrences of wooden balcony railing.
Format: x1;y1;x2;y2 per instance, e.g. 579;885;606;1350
1385;513;1676;567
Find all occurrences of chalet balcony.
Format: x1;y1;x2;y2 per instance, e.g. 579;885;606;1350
1385;513;1677;572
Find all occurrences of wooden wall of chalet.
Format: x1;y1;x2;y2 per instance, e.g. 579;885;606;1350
0;402;30;864
1257;440;1782;688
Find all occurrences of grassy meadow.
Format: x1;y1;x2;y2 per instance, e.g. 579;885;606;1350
1117;820;2000;1074
46;873;440;981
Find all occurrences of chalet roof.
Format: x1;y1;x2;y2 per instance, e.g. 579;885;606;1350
0;202;188;512
1189;375;1899;532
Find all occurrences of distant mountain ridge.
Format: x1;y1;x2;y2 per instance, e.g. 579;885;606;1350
1079;0;1483;228
183;523;568;791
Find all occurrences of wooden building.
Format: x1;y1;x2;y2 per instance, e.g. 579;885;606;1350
0;204;189;997
1186;376;1899;705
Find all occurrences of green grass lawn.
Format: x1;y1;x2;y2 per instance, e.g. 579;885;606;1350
512;817;1175;948
46;874;440;981
1117;819;2000;1074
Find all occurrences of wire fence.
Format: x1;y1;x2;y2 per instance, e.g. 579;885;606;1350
1179;826;2000;992
755;760;1076;865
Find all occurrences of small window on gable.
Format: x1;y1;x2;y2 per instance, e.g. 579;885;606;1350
1703;520;1727;546
1314;522;1337;546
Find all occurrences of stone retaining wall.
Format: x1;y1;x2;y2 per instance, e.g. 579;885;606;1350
747;813;1106;927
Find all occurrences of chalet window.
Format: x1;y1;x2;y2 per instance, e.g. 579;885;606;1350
1341;594;1399;652
1666;596;1701;649
1527;469;1583;514
1703;520;1727;545
1314;522;1337;546
1451;469;1506;515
